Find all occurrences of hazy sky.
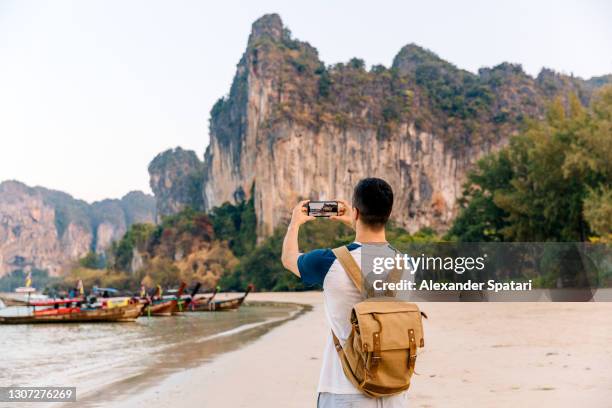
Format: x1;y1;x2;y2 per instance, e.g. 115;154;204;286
1;0;610;202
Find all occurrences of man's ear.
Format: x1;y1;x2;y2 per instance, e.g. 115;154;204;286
353;208;360;222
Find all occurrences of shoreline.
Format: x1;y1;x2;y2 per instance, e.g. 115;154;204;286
51;295;310;408
104;292;325;408
89;293;612;407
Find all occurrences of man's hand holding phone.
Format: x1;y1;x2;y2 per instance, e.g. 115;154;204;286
290;200;315;227
330;199;354;229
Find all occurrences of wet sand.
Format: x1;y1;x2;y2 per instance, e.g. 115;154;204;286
108;292;612;408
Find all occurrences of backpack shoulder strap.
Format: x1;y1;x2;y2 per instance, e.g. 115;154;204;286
330;246;366;360
332;245;362;292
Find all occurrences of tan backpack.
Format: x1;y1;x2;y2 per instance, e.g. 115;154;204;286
331;245;426;398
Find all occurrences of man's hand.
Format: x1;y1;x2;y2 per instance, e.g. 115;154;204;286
290;200;315;227
330;199;354;228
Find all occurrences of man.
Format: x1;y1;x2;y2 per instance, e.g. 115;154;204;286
281;178;408;408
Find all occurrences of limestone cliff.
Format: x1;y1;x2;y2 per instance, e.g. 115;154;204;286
149;147;204;220
0;181;155;276
200;14;610;237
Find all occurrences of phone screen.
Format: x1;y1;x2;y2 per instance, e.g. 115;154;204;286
308;201;339;217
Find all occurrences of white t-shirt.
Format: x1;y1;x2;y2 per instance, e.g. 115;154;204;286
298;242;407;395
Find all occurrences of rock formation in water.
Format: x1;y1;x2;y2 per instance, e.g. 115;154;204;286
149;147;204;220
194;13;610;237
0;180;155;276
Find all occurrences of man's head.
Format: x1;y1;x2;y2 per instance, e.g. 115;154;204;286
351;178;394;230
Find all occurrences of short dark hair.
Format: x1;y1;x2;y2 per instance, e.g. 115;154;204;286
352;178;394;228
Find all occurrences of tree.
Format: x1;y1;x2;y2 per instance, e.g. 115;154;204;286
583;187;612;240
111;223;155;271
209;191;256;258
449;86;612;242
447;151;513;241
78;252;105;269
219;227;304;291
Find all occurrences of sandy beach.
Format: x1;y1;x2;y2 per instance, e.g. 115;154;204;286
108;292;612;408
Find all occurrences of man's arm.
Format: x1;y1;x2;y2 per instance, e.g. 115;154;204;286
281;200;314;277
281;222;301;277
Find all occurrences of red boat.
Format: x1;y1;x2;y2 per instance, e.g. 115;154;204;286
0;298;144;324
140;282;186;316
142;299;177;316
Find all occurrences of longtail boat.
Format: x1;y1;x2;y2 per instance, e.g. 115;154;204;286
163;282;214;313
185;285;218;312
0;294;31;307
0;284;47;307
189;284;253;312
139;282;185;316
143;299;177;316
0;298;144;324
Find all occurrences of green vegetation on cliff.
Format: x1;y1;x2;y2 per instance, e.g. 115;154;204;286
448;86;612;242
211;13;609;155
78;251;106;269
111;223;157;271
148;147;205;218
209;193;256;258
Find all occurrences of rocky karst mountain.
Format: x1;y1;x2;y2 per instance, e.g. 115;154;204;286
0;181;155;276
148;147;204;220
184;13;609;237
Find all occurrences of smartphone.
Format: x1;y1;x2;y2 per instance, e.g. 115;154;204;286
307;200;339;217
